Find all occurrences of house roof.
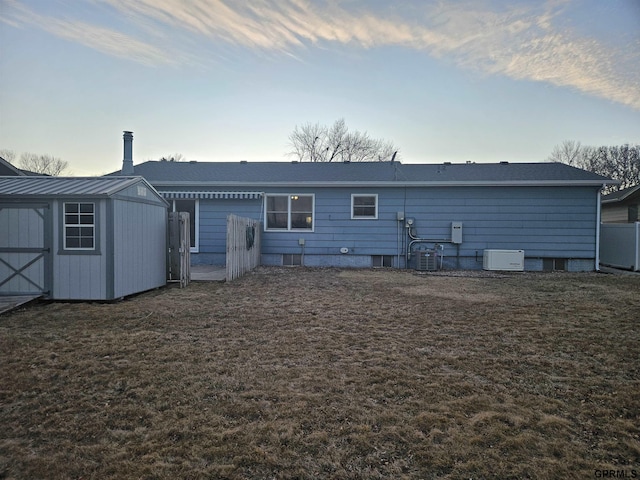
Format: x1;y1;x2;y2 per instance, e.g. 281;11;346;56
0;176;166;204
601;184;640;204
0;156;48;176
0;157;25;176
107;160;616;188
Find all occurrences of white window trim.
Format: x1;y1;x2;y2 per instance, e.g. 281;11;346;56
264;194;315;232
351;194;378;219
172;199;199;253
63;202;96;251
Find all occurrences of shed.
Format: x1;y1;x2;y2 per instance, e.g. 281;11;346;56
0;176;168;300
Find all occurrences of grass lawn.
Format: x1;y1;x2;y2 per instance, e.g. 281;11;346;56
1;267;639;479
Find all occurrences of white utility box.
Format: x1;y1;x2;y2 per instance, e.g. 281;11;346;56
451;222;463;244
483;249;525;271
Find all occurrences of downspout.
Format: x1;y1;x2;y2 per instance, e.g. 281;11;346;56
595;184;605;272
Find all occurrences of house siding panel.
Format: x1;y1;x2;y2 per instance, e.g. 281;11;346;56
601;205;631;223
198;199;262;264
174;184;599;271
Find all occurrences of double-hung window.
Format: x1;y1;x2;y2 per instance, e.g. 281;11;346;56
64;202;95;250
351;194;378;219
266;194;314;231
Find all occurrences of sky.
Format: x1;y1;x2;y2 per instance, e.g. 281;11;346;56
1;0;639;176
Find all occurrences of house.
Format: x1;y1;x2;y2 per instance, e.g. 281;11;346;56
109;133;615;272
0;176;168;300
601;185;640;223
599;185;640;271
0;156;26;176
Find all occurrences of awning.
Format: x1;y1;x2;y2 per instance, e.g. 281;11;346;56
161;191;263;200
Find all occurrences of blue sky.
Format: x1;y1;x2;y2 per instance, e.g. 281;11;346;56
1;0;639;176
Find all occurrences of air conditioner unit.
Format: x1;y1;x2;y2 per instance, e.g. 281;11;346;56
416;250;439;271
483;249;524;271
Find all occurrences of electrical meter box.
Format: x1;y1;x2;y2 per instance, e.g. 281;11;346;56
451;222;463;244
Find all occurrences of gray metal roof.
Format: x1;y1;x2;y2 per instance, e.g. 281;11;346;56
107;160;615;187
0;176;163;199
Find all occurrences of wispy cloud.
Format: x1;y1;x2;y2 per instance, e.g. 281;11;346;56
2;0;177;67
3;0;639;109
413;1;640;111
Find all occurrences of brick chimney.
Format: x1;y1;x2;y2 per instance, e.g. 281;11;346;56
121;131;134;175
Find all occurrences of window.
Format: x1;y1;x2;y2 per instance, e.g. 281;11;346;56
629;205;639;223
266;194;314;231
173;200;199;252
282;254;302;266
352;194;378;219
543;258;567;271
64;202;95;250
372;255;393;267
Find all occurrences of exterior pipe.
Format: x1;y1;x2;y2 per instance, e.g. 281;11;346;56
407;239;451;259
406;226;450;259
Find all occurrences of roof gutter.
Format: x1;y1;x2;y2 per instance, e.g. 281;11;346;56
148;180;618;188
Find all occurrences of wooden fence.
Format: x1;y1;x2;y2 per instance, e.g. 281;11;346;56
168;211;191;287
226;214;261;282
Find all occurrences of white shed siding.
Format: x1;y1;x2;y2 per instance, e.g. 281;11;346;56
0;204;47;294
112;198;167;298
53;252;107;299
51;199;107;300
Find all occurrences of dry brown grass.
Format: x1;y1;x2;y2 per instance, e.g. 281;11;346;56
1;267;639;479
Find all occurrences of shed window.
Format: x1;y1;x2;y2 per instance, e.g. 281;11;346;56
266;194;314;231
629;205;639;223
64;202;95;250
352;194;378;219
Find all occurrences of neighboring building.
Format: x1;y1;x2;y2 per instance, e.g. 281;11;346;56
0;176;168;300
109;132;615;271
601;185;640;223
0;156;25;176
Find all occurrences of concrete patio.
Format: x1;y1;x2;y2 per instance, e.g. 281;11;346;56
190;265;226;282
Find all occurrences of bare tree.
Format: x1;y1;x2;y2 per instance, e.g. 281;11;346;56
19;153;68;176
548;141;639;191
547;140;583;166
159;153;186;162
287;118;399;162
0;149;17;163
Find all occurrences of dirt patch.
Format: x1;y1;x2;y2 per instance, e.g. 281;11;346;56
1;267;639;479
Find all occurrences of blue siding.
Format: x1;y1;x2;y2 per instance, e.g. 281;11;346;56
198;199;262;253
177;185;599;270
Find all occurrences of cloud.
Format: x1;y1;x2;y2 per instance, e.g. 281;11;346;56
413;2;640;110
1;0;177;67
3;0;639;109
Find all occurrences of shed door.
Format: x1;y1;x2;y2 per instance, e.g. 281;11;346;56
0;203;50;296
